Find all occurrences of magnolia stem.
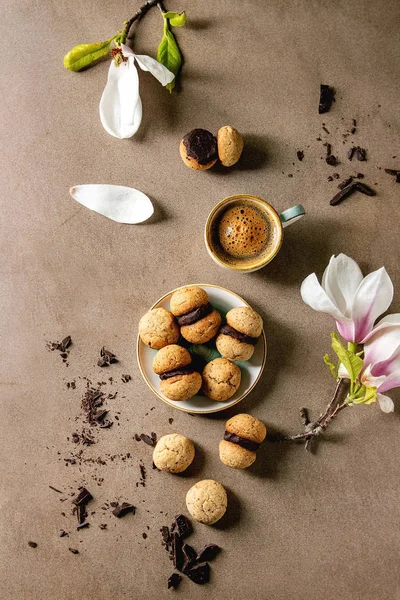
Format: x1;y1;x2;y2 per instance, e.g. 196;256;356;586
123;0;163;40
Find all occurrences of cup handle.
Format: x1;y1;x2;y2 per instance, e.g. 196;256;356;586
279;204;305;228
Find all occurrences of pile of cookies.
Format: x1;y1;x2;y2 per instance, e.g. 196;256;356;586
138;286;264;402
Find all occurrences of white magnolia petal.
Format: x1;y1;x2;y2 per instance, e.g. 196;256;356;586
364;325;400;366
362;314;400;343
360;364;387;390
70;185;154;224
372;345;400;393
322;256;346;314
300;273;346;320
351;267;394;341
377;393;394;413
331;254;364;316
338;363;350;379
134;54;175;86
99;60;141;139
120;43;135;58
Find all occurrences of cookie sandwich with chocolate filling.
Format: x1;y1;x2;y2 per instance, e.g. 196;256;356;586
170;286;222;345
219;413;266;469
152;345;202;401
216;306;263;362
179;129;218;170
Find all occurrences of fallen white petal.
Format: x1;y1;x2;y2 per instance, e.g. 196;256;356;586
377;393;394;413
70;185;154;224
134;54;175;86
99;59;142;139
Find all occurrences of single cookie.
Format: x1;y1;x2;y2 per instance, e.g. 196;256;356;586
219;439;256;469
216;333;254;362
219;414;267;469
170;286;210;318
160;371;202;401
217;126;244;167
186;480;227;524
226;306;263;338
153;433;195;473
180;129;218;171
201;358;241;401
152;345;192;375
180;310;222;344
139;307;180;350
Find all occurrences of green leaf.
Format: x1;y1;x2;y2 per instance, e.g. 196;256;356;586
331;333;363;385
163;11;187;26
157;24;182;92
63;39;113;72
323;354;337;379
351;385;378;405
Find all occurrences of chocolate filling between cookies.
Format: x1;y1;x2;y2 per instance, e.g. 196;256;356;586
177;303;213;327
182;129;218;166
219;324;258;345
224;431;260;451
159;367;195;380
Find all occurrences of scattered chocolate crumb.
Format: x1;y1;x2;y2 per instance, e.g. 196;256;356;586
72;488;93;507
327;176;333;182
112;502;135;518
186;562;210;585
348;147;355;160
81;388;106;425
326;155;338;166
139;433;157;447
142;533;148;539
46;336;71;363
121;374;131;383
49;485;63;494
338;177;353;189
322;126;330;135
134;433;141;442
68;547;79;554
99;523;108;530
139;462;147;482
297;150;304;161
97;347;118;367
99;420;113;429
77;522;89;530
319;85;335;114
59;530;68;537
384;168;400;183
168;573;182;590
168;418;174;425
197;544;221;562
355;147;367;161
28;541;38;548
356;172;364;178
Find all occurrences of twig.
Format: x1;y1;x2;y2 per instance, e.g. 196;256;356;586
300;407;310;426
316;378;346;425
123;0;161;40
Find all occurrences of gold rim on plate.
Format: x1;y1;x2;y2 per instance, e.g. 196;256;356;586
136;283;267;414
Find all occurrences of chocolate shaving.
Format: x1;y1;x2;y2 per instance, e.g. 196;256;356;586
59;530;68;537
77;522;89;530
159;367;195;380
112;502;135;518
219;324;258;345
121;374;131;383
348;147;355;160
97;347;118;367
355;182;376;196
49;485;63;494
168;573;182;590
319;85;335;114
28;541;38;548
224;431;260;451
161;526;171;546
296;150;304;161
140;433;157;447
330;181;376;206
177;303;213;327
196;544;221;562
186;562;210;585
172;532;185;571
68;548;79;554
324;143;338;166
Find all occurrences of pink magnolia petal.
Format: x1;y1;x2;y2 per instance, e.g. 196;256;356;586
363;322;400;366
350;267;393;341
377;393;394;413
371;345;400;392
336;319;356;342
301;273;346;320
362;314;400;343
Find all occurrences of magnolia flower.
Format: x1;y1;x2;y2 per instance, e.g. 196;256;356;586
99;44;174;139
301;254;393;343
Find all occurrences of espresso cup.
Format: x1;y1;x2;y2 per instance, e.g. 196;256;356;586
204;194;305;272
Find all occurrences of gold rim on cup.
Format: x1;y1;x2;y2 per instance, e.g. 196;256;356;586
136;283;267;414
204;194;284;272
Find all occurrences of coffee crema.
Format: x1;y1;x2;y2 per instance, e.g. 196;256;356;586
211;201;277;267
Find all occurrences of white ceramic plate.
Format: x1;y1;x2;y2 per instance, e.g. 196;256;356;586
136;284;267;414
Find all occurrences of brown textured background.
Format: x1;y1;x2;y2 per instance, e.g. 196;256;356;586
1;1;400;598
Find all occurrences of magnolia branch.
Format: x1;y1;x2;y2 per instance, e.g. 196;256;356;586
123;0;166;40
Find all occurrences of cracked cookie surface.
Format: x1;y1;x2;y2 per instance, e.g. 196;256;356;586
201;358;241;401
180;309;222;344
186;479;227;524
226;306;263;338
153;433;195;473
170;286;210;317
139;307;179;350
160;371;202;401
216;333;255;362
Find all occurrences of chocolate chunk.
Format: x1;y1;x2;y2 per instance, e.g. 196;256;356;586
182;129;218;165
72;488;93;506
167;573;182;590
142;532;147;539
326;154;338;166
134;433;141;442
183;543;198;565
28;541;37;548
121;374;131;383
196;544;221;562
174;514;192;539
319;85;335;114
177;303;213;326
186;562;210;585
49;485;63;494
59;336;72;352
219;324;258;345
354;182;376;196
330;184;358;206
159;367;195;380
338;177;354;190
385;168;400;182
99;523;107;530
59;530;68;537
168;418;174;425
355;147;367;161
172;532;185;571
75;504;87;525
99;420;113;428
112;502;135;518
297;150;304;161
161;526;171;546
348;147;356;160
93;409;108;422
140;433;156;447
322;126;330;135
97;347;118;367
224;431;260;451
68;547;79;554
77;522;89;530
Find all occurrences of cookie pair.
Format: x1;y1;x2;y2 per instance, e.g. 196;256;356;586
219;414;267;469
180;126;244;170
216;306;263;362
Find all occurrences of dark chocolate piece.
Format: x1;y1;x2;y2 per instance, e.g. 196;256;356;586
168;418;174;425
319;85;335;114
196;544;221;562
121;374;131;383
167;573;182;590
297;150;304;161
182;129;218;165
93;409;108;422
385;168;400;182
28;541;38;548
59;530;68;537
182;543;198;566
326;154;338;166
348;147;356;160
330;184;357;206
186;562;210;585
140;433;156;447
77;522;89;530
49;485;63;494
355;147;367;161
99;420;113;428
76;504;87;525
224;431;260;451
219;324;258;345
97;346;118;367
177;303;213;326
354;182;376;196
68;547;79;554
322;126;330;134
112;502;135;518
172;532;185;571
338;177;353;190
174;514;192;539
159;367;195;380
161;526;171;546
72;488;93;506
